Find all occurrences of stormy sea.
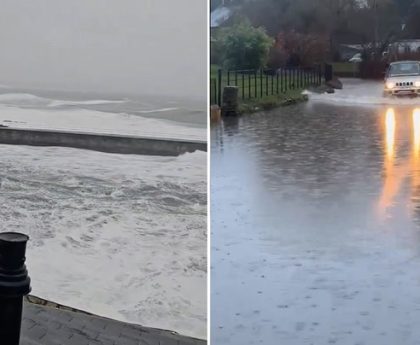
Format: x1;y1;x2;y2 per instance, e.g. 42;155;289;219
0;87;207;339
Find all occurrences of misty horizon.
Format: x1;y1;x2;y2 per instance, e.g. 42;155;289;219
0;0;206;102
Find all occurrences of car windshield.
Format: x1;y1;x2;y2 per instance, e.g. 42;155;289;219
388;62;420;76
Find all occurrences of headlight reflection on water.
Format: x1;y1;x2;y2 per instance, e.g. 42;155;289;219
413;108;420;159
385;108;396;160
379;108;420;216
384;108;420;157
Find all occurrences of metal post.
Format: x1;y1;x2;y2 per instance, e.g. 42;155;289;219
319;64;323;84
283;69;286;92
319;65;322;85
298;69;301;88
266;72;268;96
290;69;293;89
217;69;222;106
212;79;216;105
241;73;245;100
296;69;299;88
214;79;217;104
254;71;257;98
248;73;251;99
303;69;306;87
271;74;274;95
0;232;31;345
281;69;284;92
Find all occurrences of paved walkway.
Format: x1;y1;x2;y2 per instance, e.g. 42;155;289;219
21;301;206;345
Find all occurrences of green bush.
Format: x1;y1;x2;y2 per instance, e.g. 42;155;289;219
217;19;273;70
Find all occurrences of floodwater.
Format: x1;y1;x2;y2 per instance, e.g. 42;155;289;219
211;79;420;344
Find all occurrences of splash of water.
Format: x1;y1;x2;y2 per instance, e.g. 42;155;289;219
307;78;420;107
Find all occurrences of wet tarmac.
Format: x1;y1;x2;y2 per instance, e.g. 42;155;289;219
211;85;420;344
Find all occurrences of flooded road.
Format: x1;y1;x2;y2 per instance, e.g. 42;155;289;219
211;80;420;345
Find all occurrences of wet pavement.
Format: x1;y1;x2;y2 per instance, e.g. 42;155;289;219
211;87;420;345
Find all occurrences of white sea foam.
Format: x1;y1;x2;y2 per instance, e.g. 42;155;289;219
0;104;206;140
0;93;49;104
0;145;206;339
48;99;126;107
0;93;126;108
137;107;179;114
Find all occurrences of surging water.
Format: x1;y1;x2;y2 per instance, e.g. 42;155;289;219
306;78;420;107
0;145;206;338
0;86;207;338
0;88;206;140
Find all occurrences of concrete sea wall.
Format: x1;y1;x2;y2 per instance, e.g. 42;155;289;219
0;127;207;156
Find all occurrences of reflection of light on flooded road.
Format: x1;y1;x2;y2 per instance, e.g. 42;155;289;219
385;108;396;159
413;109;420;159
378;108;397;216
378;108;420;218
411;109;420;213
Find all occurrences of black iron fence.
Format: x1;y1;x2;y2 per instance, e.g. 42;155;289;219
210;66;322;106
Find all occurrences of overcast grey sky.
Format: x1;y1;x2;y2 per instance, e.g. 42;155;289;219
0;0;206;100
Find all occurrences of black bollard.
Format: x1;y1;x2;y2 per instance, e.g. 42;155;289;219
324;63;333;82
221;86;239;116
0;232;31;345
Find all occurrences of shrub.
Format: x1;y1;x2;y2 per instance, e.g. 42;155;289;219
217;19;273;70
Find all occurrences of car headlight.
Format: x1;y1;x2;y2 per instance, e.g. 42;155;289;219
415;81;420;87
386;81;395;89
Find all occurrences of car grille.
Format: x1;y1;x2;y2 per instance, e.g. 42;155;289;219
396;82;414;86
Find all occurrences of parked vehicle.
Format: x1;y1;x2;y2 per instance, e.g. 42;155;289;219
383;61;420;97
349;53;362;63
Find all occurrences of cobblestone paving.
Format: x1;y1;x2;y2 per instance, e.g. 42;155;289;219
21;301;206;345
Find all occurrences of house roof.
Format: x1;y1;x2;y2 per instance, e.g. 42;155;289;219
342;44;363;50
210;6;233;28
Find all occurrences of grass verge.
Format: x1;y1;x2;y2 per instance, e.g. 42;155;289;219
237;89;309;114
